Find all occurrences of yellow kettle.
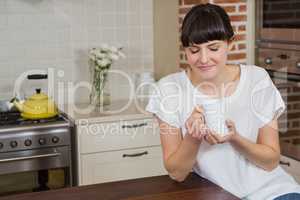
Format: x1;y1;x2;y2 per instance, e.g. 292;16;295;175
14;88;58;119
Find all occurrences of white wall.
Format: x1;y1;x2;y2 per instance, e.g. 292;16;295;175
0;0;153;104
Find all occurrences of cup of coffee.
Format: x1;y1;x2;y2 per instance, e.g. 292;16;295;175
201;100;229;136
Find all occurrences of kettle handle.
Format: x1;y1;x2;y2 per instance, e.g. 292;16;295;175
27;74;48;80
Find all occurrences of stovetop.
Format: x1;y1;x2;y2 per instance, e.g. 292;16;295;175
0;111;71;153
0;111;68;127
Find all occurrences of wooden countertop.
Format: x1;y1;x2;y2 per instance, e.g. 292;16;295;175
0;173;239;200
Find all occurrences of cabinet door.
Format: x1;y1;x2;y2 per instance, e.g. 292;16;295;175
80;146;167;185
78;118;160;154
280;155;300;184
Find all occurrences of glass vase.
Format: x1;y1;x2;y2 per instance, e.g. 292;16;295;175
90;67;111;107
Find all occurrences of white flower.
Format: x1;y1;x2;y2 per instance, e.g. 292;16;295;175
96;58;111;67
95;52;106;59
89;44;125;69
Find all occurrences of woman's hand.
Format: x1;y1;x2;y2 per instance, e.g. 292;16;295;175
204;119;239;145
185;105;211;140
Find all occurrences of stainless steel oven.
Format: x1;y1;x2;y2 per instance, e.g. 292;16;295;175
256;0;300;46
256;47;300;74
264;68;300;162
256;43;300;160
0;112;73;196
255;0;300;162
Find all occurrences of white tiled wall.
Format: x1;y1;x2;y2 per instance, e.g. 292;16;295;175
0;0;153;104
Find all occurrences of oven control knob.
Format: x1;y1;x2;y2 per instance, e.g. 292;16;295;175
0;142;3;149
264;57;272;65
24;139;32;146
296;62;300;68
10;141;18;148
52;136;59;144
38;138;46;145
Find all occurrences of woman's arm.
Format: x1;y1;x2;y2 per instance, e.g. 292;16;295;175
157;106;209;182
159;119;200;182
229;119;280;171
205;119;280;171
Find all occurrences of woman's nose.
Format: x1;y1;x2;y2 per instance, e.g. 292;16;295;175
198;49;209;64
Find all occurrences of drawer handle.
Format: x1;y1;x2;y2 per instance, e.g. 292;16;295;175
277;54;290;60
122;151;148;158
280;160;290;166
122;122;148;129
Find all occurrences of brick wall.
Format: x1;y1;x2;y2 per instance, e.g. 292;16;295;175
179;0;247;69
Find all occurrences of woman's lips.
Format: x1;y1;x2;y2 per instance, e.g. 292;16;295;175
197;65;215;71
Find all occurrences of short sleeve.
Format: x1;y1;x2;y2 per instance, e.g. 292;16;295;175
146;79;181;128
251;71;286;128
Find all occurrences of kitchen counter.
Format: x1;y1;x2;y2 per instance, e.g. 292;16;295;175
0;173;239;200
281;140;300;161
61;99;153;125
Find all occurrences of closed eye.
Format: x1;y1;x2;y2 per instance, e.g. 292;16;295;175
208;44;220;52
188;47;200;54
209;47;219;51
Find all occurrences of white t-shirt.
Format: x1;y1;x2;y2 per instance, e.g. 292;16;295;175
146;64;300;200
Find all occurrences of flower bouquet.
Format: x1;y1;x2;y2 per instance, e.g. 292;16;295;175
88;44;125;106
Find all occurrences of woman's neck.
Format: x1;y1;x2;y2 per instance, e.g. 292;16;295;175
187;64;240;96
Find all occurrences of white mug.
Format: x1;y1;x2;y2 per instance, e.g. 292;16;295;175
201;100;229;136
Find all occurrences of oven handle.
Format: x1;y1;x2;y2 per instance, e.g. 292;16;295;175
268;70;300;82
0;152;61;163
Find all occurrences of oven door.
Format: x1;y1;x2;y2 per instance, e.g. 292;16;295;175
256;0;300;44
0;146;72;196
268;70;300;161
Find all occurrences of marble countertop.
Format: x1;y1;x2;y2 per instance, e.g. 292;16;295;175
60;99;153;125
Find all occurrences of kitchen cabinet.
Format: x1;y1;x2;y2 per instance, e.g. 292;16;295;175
75;117;167;186
280;155;300;184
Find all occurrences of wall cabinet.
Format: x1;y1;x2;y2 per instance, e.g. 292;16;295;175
280;155;300;184
75;117;167;185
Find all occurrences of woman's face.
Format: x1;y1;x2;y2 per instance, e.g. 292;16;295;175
184;40;230;81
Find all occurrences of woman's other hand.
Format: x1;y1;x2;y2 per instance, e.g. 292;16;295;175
185;105;210;140
204;119;238;145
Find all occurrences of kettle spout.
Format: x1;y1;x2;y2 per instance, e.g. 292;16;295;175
12;98;24;112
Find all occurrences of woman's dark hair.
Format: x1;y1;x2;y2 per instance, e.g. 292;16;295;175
181;3;234;47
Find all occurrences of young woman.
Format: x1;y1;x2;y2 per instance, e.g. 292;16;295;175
146;3;300;200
